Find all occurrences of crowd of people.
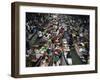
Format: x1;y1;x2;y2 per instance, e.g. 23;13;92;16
26;13;89;67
